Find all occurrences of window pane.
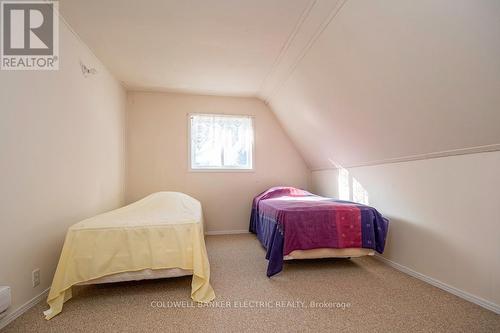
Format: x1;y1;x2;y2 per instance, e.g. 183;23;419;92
190;114;253;169
222;117;252;168
191;115;223;167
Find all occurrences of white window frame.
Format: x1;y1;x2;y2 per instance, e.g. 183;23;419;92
188;113;255;172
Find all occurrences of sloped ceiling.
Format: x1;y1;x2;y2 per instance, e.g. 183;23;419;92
266;0;500;169
60;0;500;170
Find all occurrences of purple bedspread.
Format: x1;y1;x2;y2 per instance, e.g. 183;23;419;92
249;187;389;276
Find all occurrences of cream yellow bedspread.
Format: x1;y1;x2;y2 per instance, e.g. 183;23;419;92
44;192;215;320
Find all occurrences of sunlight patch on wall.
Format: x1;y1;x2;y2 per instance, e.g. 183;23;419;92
338;168;350;201
353;177;369;205
338;168;369;204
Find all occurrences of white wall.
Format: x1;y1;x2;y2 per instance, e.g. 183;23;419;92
126;91;310;232
0;21;126;321
311;151;500;309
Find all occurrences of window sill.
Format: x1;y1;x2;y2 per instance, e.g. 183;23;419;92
188;168;255;173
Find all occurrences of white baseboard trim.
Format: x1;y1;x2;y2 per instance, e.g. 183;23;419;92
205;230;250;236
0;287;49;330
374;255;500;314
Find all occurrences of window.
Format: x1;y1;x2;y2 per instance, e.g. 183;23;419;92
189;114;254;170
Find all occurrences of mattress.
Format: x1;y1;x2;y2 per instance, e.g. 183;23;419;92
44;192;215;320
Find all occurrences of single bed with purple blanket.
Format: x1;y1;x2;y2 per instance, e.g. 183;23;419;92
249;187;389;277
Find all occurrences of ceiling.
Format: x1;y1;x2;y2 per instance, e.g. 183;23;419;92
59;0;313;96
60;0;500;169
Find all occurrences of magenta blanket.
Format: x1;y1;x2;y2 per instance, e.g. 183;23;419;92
249;187;389;276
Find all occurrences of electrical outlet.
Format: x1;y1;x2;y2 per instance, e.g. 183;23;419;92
32;269;40;288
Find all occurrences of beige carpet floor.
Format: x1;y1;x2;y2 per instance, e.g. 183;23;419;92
3;234;499;332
